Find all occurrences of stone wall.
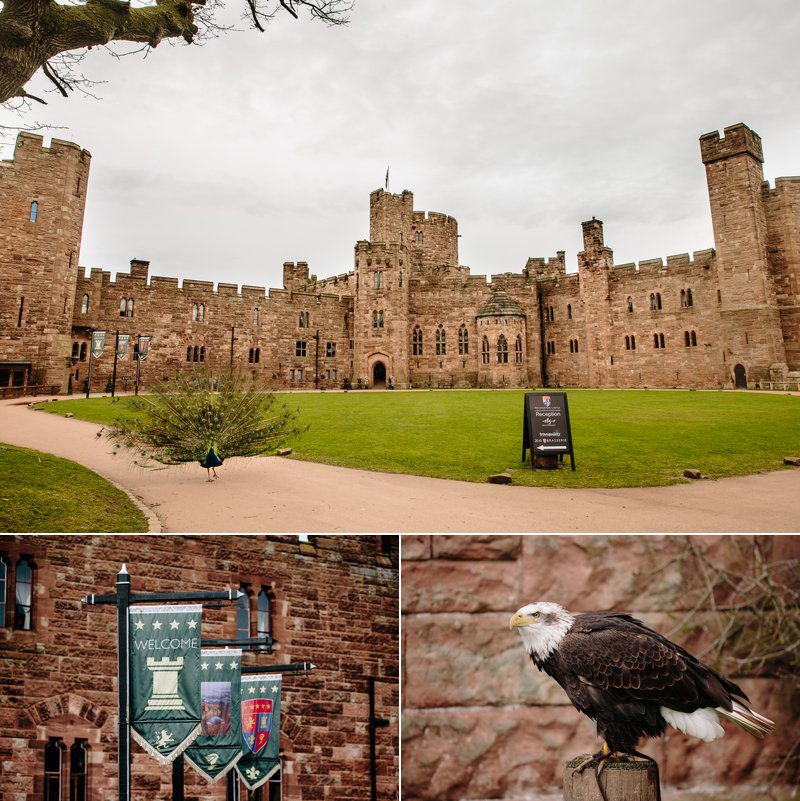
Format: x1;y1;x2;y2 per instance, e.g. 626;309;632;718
0;534;399;801
401;535;799;800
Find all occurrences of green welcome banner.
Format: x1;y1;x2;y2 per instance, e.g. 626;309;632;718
236;673;282;790
129;604;202;764
185;649;243;782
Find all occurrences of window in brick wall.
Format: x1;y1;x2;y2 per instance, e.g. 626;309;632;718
81;294;89;314
567;304;572;320
257;587;272;647
650;292;662;311
296;340;307;358
415;231;423;245
14;556;33;630
515;335;523;363
29;201;38;223
399;272;403;287
199;346;205;363
681;288;694;308
481;335;490;364
374;271;384;289
412;326;423;356
458;325;468;355
326;342;336;358
44;738;64;801
436;326;446;355
80;343;87;361
625;335;637;350
70;740;88;801
654;332;666;349
236;583;251;641
497;334;508;364
684;330;697;347
253;308;260;326
627;296;634;313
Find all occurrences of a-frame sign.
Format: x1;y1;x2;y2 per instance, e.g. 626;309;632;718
522;391;576;471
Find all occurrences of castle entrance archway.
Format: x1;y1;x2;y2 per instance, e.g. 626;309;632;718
734;364;747;389
372;361;387;388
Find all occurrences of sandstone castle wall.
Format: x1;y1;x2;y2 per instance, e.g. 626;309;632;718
1;123;797;394
0;534;398;801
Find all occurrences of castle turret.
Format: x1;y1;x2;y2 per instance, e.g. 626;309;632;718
0;134;91;391
577;217;613;386
701;123;787;385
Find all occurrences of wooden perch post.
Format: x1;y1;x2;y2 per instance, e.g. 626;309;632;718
563;756;660;801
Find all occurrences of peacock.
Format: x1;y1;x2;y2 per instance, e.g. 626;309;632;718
108;372;304;481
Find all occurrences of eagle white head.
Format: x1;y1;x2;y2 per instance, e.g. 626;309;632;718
509;601;576;661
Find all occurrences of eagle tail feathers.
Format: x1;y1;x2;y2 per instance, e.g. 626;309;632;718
717;701;775;739
659;706;725;742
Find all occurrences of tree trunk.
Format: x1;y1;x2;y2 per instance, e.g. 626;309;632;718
563;757;660;801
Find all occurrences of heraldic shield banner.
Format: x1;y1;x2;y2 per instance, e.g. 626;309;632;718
185;649;243;783
129;604;202;764
236;673;282;790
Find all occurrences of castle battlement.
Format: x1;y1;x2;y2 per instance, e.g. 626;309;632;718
613;248;716;277
700;122;763;165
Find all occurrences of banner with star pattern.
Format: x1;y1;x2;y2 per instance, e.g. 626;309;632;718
184;649;243;782
129;605;203;764
235;673;282;790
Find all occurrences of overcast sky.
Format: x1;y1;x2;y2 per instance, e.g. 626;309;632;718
3;0;800;290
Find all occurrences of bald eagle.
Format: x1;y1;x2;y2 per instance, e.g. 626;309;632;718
510;602;774;756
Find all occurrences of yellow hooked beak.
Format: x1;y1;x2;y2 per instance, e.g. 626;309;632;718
509;610;536;630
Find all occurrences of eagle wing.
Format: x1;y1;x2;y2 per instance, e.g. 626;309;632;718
554;613;741;713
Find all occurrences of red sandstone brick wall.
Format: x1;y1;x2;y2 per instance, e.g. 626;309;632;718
401;535;799;800
0;535;398;801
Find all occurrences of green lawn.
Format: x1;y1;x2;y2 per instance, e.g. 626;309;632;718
34;389;800;488
0;443;149;532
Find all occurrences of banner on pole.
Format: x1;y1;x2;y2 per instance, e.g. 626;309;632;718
138;336;151;361
185;649;243;783
129;604;203;764
91;330;106;359
236;673;282;790
117;334;130;360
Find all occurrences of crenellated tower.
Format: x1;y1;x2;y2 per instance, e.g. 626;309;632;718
0;134;91;390
700;123;787;385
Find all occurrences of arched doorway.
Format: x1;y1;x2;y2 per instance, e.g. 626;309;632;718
734;363;747;389
372;361;387;388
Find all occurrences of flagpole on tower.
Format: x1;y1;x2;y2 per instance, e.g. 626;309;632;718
385;166;389;192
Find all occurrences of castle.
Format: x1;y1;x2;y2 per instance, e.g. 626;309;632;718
1;122;798;394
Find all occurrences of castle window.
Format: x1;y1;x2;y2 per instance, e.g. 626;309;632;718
379;310;384;328
399;272;403;287
687;289;693;307
297;368;303;381
567;304;572;320
550;306;555;321
458;325;468;355
0;556;6;627
299;312;305;328
44;738;64;801
253;308;260;326
127;298;134;317
515;335;523;363
289;369;295;381
412;326;423;356
717;289;722;304
120;298;127;317
198;304;205;321
326;342;336;358
497;334;508;364
372;311;378;329
415;231;423;245
236;583;251;641
374;271;384;289
81;294;90;314
17;297;24;328
70;740;88;801
248;348;255;363
14;557;33;630
80;343;87;361
436;326;446;355
570;340;574;353
192;346;199;362
650;292;662;311
192;304;198;321
625;335;637;351
685;330;697;347
199;346;205;363
481;336;489;364
29;201;38;223
343;313;349;333
654;333;665;349
681;288;694;308
627;296;634;313
255;348;260;363
296;340;307;358
72;342;79;360
257;587;272;648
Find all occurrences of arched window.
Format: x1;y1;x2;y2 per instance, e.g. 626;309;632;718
627;296;634;313
412;326;423;356
248;348;255;363
631;335;636;350
458;325;468;355
193;346;199;362
187;346;192;362
29;201;39;223
199;346;205;363
126;298;134;317
71;342;79;360
378;310;384;328
255;348;260;364
70;740;88;801
374;271;384;289
236;584;250;640
654;333;665;349
257;587;271;644
680;289;687;307
343;313;349;333
625;335;630;350
192;304;198;321
656;293;662;310
81;294;89;314
80;343;87;361
684;331;690;347
515;335;523;363
687;288;693;307
44;738;63;801
567;304;572;320
253;308;260;326
691;331;697;346
14;557;33;630
372;311;378;329
198;304;205;322
574;339;580;353
481;336;490;364
436;326;446;355
399;272;404;287
415;231;423;244
497;334;508;364
119;298;127;317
